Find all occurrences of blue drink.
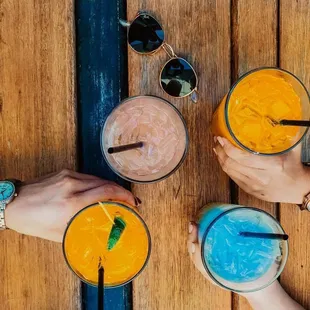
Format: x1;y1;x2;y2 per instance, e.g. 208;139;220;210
197;204;288;293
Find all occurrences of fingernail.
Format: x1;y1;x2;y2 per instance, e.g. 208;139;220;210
217;137;224;147
189;222;193;233
191;243;196;254
213;148;217;156
134;196;142;206
213;136;217;143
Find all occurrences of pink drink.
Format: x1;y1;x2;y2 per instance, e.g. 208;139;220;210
101;96;189;183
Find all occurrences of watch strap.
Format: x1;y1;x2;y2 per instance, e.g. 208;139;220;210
6;179;23;188
300;192;310;211
0;202;6;230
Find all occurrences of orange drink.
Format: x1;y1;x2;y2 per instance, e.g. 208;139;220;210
212;68;310;155
63;201;151;287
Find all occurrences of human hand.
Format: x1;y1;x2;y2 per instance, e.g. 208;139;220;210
187;221;214;282
213;137;310;204
5;169;137;242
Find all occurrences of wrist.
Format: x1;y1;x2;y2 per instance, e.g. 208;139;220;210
241;280;305;310
239;280;279;299
291;167;310;204
4;199;16;229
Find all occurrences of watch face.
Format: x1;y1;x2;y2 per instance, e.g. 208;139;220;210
0;181;15;202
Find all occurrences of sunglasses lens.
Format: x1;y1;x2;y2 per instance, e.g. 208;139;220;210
128;14;164;54
161;58;197;97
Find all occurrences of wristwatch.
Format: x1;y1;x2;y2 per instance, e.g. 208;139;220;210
299;191;310;211
0;179;21;230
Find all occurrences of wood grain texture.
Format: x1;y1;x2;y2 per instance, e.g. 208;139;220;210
279;1;310;308
0;1;79;310
128;1;232;309
231;1;278;309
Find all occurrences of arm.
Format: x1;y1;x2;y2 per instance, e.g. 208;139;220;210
187;222;305;310
4;169;136;242
243;281;305;310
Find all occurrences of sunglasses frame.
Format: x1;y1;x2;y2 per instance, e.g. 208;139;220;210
159;56;199;100
121;12;199;102
126;12;165;56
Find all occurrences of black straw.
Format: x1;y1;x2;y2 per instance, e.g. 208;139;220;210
108;142;144;154
280;119;310;127
98;266;104;310
239;232;289;240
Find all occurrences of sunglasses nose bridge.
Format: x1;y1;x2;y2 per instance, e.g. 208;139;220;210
162;43;177;58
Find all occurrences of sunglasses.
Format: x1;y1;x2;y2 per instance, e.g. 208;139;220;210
120;12;198;103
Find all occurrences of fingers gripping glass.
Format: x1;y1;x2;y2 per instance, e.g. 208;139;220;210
120;13;198;103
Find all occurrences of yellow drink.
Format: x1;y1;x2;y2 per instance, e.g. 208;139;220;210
212;68;310;154
63;202;151;287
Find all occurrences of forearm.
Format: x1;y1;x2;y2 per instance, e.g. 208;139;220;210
242;281;305;310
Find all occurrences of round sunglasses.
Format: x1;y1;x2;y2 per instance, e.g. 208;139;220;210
120;13;198;103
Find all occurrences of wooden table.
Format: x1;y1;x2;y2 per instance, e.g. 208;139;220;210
1;0;310;309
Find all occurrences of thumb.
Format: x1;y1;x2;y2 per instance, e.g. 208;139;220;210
286;142;302;162
188;221;199;244
73;183;136;212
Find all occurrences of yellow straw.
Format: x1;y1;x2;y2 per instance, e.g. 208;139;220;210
98;201;115;225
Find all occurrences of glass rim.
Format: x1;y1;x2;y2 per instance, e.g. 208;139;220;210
62;201;152;288
159;56;198;99
224;66;310;156
128;12;165;55
200;206;289;293
101;95;189;184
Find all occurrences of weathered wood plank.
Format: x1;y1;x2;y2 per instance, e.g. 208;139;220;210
231;1;278;309
279;1;310;308
75;0;132;309
0;1;79;309
128;1;232;309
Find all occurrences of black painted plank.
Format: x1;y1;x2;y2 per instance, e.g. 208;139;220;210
75;0;131;309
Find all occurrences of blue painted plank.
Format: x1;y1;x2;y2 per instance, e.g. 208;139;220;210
75;0;131;309
82;285;132;310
